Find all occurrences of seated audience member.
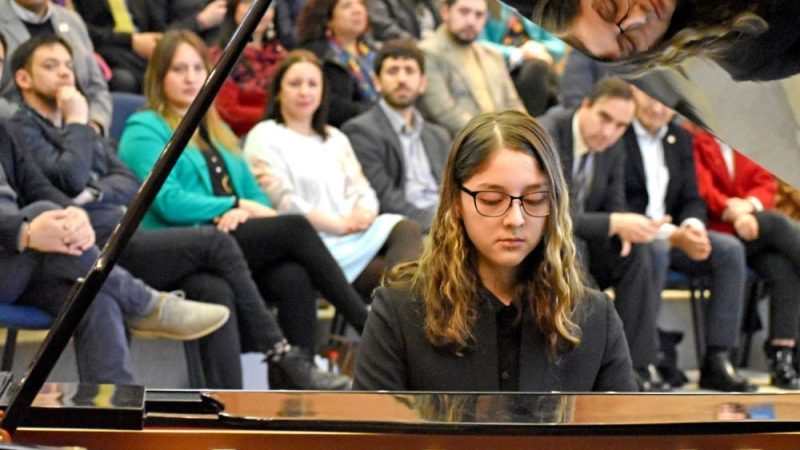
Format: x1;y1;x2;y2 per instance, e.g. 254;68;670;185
118;31;369;389
71;0;161;93
129;0;227;45
479;0;563;116
8;33;351;390
367;0;440;42
297;0;378;127
693;127;800;390
244;50;422;298
0;0;111;133
418;0;524;137
539;78;666;391
0;121;229;385
622;87;754;392
342;39;450;231
209;0;286;137
353;110;637;391
559;50;611;109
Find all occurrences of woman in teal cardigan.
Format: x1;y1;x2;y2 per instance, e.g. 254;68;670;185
118;30;369;387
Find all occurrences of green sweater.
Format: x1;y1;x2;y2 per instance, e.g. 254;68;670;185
118;109;270;230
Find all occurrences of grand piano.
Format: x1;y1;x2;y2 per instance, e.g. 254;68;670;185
8;385;800;449
3;0;800;447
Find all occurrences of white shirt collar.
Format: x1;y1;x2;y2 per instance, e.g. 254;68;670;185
11;0;52;24
631;119;668;142
571;111;590;159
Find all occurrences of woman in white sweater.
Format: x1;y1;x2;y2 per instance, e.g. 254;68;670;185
244;49;422;296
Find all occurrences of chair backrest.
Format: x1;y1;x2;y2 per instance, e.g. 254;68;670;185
110;92;146;142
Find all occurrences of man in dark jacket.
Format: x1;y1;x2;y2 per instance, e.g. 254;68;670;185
622;87;754;392
539;78;666;391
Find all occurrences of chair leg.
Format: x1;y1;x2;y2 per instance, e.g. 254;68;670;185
2;329;19;372
183;340;207;389
689;281;706;368
738;279;764;368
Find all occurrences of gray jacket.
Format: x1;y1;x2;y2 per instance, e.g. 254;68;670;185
342;105;450;229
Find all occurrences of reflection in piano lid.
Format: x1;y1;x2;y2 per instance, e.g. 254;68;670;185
501;0;800;188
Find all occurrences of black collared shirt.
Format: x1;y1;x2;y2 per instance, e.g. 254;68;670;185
486;290;522;391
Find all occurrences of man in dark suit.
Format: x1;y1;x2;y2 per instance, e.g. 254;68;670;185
343;39;451;231
539;78;667;390
622;87;755;392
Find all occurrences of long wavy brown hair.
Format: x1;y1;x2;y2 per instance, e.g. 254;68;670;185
143;29;240;152
387;111;586;355
534;0;768;74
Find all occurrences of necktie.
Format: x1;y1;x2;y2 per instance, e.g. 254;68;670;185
573;152;593;211
107;0;136;34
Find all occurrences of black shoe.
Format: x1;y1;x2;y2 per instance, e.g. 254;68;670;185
635;364;672;392
268;346;352;390
698;351;757;392
766;345;800;390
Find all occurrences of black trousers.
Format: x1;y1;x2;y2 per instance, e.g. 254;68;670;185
744;211;800;340
579;236;660;369
231;215;369;352
115;226;285;388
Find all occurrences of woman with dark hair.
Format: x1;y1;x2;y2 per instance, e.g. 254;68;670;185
296;0;379;126
529;0;799;82
118;30;370;389
210;0;286;136
243;50;422;299
352;110;637;391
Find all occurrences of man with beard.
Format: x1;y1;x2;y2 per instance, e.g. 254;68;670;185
418;0;524;136
342;39;451;231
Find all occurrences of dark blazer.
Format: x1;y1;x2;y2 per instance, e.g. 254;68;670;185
71;0;133;49
129;0;217;43
538;108;627;240
301;39;375;127
10;106;140;243
353;285;637;392
0;121;72;251
71;0;147;76
342;105;450;229
367;0;441;41
622;122;708;224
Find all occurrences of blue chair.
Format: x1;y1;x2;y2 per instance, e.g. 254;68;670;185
0;304;53;372
1;303;206;388
109;92;145;142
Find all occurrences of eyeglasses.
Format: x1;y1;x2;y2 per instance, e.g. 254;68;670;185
460;186;551;218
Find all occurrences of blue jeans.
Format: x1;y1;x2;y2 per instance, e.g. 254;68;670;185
0;202;152;384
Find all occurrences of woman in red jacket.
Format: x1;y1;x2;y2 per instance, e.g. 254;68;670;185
693;127;800;390
209;0;286;136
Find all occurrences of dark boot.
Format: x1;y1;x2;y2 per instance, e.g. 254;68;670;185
698;350;756;392
634;364;672;392
766;345;800;390
267;346;352;390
